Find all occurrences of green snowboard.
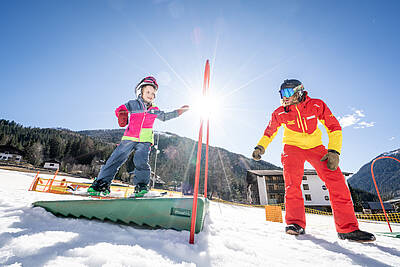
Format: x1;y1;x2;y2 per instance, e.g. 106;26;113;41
33;197;208;233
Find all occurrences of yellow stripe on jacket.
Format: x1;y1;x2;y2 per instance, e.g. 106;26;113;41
256;93;342;153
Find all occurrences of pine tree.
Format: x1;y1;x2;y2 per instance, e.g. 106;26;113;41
25;142;43;166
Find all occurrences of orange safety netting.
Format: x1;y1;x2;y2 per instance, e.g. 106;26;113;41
212;199;400;224
29;174;135;198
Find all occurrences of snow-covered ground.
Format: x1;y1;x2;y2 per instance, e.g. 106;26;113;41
0;169;399;267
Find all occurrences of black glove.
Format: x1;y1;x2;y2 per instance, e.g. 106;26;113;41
252;145;265;161
320;149;340;171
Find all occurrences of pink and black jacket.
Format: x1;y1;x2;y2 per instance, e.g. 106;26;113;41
115;97;179;144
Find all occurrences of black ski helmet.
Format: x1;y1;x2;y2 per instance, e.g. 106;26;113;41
280;79;305;100
280;79;302;90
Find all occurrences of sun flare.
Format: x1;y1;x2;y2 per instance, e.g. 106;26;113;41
191;93;221;120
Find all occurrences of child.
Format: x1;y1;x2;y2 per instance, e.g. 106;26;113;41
88;76;189;197
252;79;375;242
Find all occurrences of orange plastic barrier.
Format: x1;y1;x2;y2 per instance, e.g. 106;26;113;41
265;205;283;223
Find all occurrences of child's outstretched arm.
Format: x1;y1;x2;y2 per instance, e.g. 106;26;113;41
177;105;189;115
156;105;189;121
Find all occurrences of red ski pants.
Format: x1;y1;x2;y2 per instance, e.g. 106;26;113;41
281;144;359;233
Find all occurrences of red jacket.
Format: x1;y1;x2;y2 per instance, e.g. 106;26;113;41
257;92;343;153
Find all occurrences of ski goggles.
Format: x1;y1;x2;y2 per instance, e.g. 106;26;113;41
279;88;295;99
279;84;303;99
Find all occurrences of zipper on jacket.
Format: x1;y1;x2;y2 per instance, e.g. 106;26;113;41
138;99;147;142
295;105;305;133
139;112;146;142
303;118;308;131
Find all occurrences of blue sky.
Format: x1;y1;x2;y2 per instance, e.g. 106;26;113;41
1;0;400;173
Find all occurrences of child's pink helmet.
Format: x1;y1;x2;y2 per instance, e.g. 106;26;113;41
135;76;158;97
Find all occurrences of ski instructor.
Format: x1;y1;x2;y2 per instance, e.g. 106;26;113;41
88;76;189;198
252;79;375;242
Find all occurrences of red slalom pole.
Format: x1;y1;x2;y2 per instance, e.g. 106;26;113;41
189;118;203;244
370;156;400;232
204;119;209;198
189;60;210;244
203;61;210;199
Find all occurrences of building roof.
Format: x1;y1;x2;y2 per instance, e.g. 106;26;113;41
247;169;283;176
44;159;61;164
387;197;400;204
247;169;353;176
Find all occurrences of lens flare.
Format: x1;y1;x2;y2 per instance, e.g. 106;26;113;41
191;93;220;119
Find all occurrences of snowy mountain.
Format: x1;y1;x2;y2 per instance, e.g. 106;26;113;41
348;148;400;199
1;169;399;266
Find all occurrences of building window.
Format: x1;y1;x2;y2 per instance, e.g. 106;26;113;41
305;194;312;201
270;194;276;199
324;196;330;201
302;176;307;180
303;184;309;190
322;185;327;190
268;185;274;192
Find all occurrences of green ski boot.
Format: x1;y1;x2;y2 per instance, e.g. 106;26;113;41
131;183;149;198
87;179;111;196
87;187;110;196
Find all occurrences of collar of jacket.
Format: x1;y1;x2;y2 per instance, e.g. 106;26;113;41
137;96;155;110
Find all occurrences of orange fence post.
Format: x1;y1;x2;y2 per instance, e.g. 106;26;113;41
43;178;51;192
28;171;40;191
46;169;59;192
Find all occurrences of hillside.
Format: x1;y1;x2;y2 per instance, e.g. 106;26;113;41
79;129;280;201
348;149;400;200
4;119;400;202
0;120;279;202
0;119;115;176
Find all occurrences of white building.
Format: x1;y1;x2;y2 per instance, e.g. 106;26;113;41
0;146;23;162
246;169;353;209
301;172;332;206
43;160;60;170
0;151;22;162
